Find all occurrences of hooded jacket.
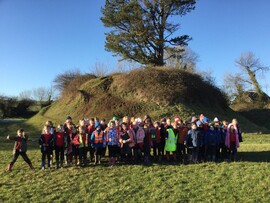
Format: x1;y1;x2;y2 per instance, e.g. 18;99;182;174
225;123;240;148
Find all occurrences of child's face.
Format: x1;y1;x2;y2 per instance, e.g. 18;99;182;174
44;128;50;134
122;125;127;130
17;130;23;136
191;124;197;130
110;122;115;128
79;129;84;134
58;127;64;133
80;120;85;126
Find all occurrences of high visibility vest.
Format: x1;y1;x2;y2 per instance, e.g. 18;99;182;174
79;133;88;148
94;131;104;144
165;128;177;152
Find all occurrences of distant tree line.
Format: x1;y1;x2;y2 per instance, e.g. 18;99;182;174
0;87;55;118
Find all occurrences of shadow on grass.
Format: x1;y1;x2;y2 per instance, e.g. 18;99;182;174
238;151;270;162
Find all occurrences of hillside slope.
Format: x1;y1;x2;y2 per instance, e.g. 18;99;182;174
27;67;266;133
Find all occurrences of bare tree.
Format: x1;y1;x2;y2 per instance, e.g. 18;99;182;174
165;46;198;72
224;73;246;102
53;69;81;92
18;90;32;101
90;62;108;77
32;87;54;104
235;52;269;101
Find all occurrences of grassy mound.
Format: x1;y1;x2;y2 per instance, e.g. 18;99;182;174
25;66;265;133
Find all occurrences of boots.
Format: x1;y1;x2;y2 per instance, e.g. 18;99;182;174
6;163;13;172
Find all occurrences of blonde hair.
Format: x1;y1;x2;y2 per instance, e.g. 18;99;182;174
232;118;238;125
42;125;50;134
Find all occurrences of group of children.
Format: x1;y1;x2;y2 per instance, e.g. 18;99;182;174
5;114;242;171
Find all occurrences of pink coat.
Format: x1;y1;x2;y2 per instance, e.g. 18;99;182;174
225;123;240;148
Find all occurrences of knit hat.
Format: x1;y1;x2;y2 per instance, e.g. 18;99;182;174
135;117;142;123
202;117;209;124
174;116;180;123
95;122;101;129
213;117;219;122
191;116;198;123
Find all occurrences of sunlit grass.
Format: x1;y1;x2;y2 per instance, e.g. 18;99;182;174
1;125;270;202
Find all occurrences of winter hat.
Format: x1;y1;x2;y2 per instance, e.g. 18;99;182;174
95;122;101;129
135;117;142;123
213;117;219;122
196;120;202;127
191;116;198;123
202;117;209;124
66;115;72;120
174;116;180;123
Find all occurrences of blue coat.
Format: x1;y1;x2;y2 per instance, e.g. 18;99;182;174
204;129;219;146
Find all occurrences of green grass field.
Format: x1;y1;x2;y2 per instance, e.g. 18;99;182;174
0;120;270;202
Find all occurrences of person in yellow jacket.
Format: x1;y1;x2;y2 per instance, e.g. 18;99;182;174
78;126;88;167
165;123;178;162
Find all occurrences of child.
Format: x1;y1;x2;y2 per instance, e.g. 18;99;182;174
132;121;145;163
105;120;119;166
87;118;96;163
196;121;205;162
225;123;240;161
185;122;199;163
78;126;89;167
70;126;80;166
45;120;55;165
39;126;54;170
54;125;68;168
6;129;34;172
91;122;106;165
119;122;132;163
152;121;162;161
204;124;218;162
177;122;188;163
165;122;178;162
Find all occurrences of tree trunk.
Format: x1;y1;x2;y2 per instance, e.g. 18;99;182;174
246;66;266;102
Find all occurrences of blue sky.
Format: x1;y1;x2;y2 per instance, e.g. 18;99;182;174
0;0;270;96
